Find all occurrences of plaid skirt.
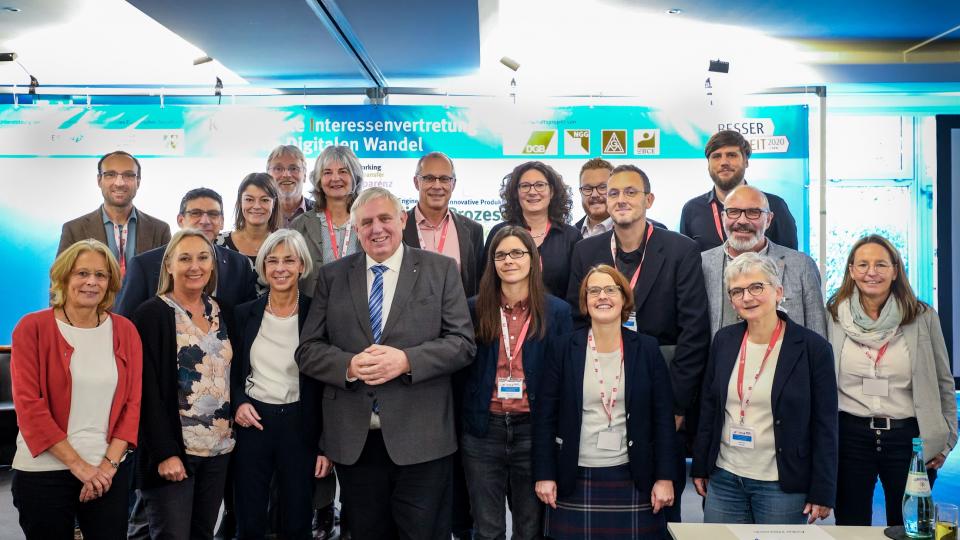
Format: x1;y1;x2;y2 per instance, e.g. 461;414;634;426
544;464;666;540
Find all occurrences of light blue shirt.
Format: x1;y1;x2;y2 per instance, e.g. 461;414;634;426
100;206;138;265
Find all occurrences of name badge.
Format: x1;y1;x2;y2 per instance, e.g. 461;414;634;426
623;311;638;332
597;428;623;451
729;426;755;449
497;377;524;400
862;377;889;397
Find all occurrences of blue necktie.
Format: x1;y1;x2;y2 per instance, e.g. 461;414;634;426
369;265;387;344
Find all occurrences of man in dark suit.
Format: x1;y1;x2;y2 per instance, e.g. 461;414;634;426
297;187;476;540
566;164;710;523
114;187;258;318
57;151;171;275
679;130;798;251
402;151;484;297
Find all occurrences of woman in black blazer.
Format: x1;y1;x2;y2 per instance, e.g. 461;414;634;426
483;161;581;296
692;252;838;525
461;226;572;540
532;264;675;540
230;229;332;539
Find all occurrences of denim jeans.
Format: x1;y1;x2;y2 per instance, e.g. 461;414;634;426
461;413;542;540
703;467;808;524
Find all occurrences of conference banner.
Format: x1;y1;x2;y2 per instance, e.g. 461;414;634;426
0;103;809;342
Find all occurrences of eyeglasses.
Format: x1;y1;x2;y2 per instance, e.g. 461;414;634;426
269;165;303;175
728;281;770;300
723;207;768;220
851;261;893;275
587;285;622;297
518;181;550;193
183;209;223;219
493;249;530;261
606;187;647;199
72;270;110;282
418;174;455;186
579;184;607;196
99;171;139;181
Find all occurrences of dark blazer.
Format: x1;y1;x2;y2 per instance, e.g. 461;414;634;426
131;296;232;489
532;328;677;497
229;294;321;450
566;228;710;415
114;243;258;318
483;221;582;297
296;245;476;466
402;208;484;297
57;206;171;256
691;312;838;507
462;295;572;438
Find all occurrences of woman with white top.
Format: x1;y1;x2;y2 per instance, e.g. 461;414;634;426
533;264;675;539
692;252;837;524
230;229;332;539
290;145;364;295
826;234;957;526
11;239;142;539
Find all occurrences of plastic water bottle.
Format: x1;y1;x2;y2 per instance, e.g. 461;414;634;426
903;437;934;538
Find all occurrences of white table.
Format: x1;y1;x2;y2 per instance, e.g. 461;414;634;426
668;523;891;540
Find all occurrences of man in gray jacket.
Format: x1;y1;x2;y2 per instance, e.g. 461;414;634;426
701;185;827;338
297;187;476;540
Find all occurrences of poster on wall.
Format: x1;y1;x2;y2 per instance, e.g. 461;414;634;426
0;103;808;342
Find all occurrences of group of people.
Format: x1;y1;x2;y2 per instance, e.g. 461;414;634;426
8;128;956;540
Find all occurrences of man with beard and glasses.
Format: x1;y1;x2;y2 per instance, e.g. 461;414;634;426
567;164;709;524
58;151;171;278
679;130;797;252
267;145;315;228
700;185;826;338
574;158;665;239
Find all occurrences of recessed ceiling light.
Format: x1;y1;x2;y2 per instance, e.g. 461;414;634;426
666;8;683;15
2;6;21;12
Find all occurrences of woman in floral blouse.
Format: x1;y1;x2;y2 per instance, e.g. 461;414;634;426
132;228;235;539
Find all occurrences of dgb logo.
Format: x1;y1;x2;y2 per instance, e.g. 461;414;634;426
523;131;555;154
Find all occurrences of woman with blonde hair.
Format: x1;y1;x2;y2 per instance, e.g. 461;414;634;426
134;228;235;539
11;239;142;539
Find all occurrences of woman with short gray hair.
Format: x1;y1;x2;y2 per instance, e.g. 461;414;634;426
290;145;364;295
692;252;838;525
230;229;333;539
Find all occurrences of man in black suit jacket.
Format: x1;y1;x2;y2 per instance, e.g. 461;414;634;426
402;152;484;297
566;164;710;523
114;188;258;318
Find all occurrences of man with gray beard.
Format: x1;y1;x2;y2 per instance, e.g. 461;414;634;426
700;185;826;338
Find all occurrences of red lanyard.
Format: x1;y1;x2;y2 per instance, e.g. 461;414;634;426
499;307;531;379
587;329;625;427
324;209;352;260
860;341;891;376
736;319;784;425
112;223;128;278
416;212;451;253
610;223;653;290
710;200;726;242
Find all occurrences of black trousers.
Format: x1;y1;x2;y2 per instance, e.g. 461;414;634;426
140;453;231;540
336;430;453;540
834;412;937;526
234;398;315;540
12;463;131;540
664;423;688;523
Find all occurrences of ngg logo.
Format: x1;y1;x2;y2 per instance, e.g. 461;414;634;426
523;131;556;154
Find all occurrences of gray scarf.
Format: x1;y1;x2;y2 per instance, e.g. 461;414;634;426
837;288;901;348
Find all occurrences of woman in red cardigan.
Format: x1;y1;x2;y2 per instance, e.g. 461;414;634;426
10;239;142;540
